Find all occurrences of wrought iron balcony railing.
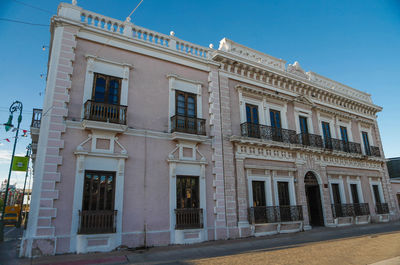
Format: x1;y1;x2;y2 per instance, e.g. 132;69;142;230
240;122;298;144
175;208;203;229
170;115;206;135
370;146;381;157
298;133;323;148
78;210;117;234
249;205;303;224
331;203;370;218
323;138;362;154
375;202;389;214
31;108;42;129
84;100;127;125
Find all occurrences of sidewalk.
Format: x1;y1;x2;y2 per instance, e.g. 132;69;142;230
6;221;400;265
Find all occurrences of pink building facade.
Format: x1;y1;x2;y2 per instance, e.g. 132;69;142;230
21;2;400;257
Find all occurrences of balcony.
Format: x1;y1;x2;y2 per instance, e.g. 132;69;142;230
84;100;127;125
78;210;117;234
249;205;303;224
240;122;298;144
31;108;42;129
239;123;377;157
171;115;206;136
375;203;389;214
331;203;370;218
323;138;362;154
175;208;203;229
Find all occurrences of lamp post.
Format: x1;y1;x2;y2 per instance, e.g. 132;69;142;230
0;101;23;242
17;144;31;228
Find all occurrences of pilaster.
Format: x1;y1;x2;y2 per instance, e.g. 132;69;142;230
208;68;228;240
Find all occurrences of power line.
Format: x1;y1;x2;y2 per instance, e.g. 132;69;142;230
12;0;53;14
0;18;49;27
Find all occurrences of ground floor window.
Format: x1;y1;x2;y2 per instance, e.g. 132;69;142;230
79;171;116;234
176;176;199;208
82;171;115;211
175;176;202;229
252;181;266;207
350;183;360;204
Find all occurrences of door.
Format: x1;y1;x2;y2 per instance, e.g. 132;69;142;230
252;181;267;223
252;181;266;207
81;171;116;234
176;91;197;133
176;176;199;209
246;104;260;138
331;183;342;217
362;131;371;156
350;184;360;204
270;109;282;141
322;122;332;149
340;126;349;152
372;185;381;204
277;182;291;221
299;116;309;145
304;172;324;226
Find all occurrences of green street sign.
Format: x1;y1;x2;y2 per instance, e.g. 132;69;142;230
12;156;29;171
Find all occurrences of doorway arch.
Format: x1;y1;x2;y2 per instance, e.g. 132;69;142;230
304;171;324;226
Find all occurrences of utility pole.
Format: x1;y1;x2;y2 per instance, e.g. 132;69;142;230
17;144;32;228
0;101;23;242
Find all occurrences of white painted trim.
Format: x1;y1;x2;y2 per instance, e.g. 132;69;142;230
76;30;214;71
247;171;273;207
294;107;314;134
336;117;353;142
318;112;336;139
328;176;346;204
265;100;288;129
359;124;374;155
240;96;265;124
347;176;364;203
167;74;203;131
21;25;66;257
369;178;385;204
169;158;207;244
82;55;131;118
273;174;296;206
70;153;126;253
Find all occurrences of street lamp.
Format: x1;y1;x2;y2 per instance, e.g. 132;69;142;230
0;101;23;242
17;144;32;228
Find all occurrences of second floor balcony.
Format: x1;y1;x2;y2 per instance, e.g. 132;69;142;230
84;100;127;125
171;115;206;136
241;122;298;144
240;122;380;157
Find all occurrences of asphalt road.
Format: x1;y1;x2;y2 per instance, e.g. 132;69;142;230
0;226;23;265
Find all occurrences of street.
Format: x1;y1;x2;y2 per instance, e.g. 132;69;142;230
0;226;23;265
0;222;399;265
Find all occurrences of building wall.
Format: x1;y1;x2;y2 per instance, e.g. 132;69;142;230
21;1;400;257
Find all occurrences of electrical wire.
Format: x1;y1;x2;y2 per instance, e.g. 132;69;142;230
93;0;145;58
0;18;49;27
12;0;53;15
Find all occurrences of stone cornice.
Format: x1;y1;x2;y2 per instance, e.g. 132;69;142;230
213;52;382;118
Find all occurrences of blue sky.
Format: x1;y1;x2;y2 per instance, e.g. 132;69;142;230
0;0;399;187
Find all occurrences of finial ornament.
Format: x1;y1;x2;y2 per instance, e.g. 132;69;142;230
72;0;77;6
170;31;175;36
209;43;214;49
